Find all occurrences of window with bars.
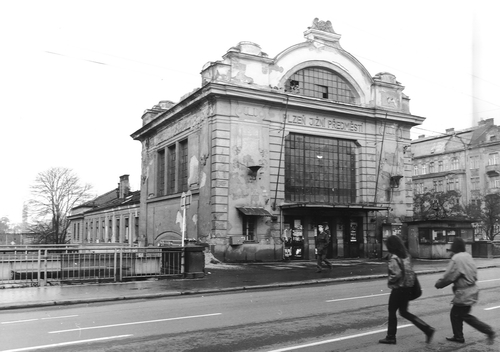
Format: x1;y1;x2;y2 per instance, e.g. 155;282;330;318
285;67;356;104
242;216;256;241
284;133;356;204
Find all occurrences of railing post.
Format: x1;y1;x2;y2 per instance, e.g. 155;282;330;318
113;248;118;282
43;249;48;286
119;248;123;282
181;247;185;277
37;249;41;286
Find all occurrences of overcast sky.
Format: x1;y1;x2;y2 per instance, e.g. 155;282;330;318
1;0;499;224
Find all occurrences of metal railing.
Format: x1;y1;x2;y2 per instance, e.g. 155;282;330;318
0;245;184;287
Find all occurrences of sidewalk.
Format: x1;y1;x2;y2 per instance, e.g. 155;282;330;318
1;257;499;310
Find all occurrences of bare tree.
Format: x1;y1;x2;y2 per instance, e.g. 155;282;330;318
413;190;464;220
29;167;93;244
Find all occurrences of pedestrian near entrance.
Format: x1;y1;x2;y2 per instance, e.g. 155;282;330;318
379;235;435;345
315;223;332;273
434;237;496;345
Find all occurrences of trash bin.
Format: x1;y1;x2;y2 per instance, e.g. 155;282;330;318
184;246;205;278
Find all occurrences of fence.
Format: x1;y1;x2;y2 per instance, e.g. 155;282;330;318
0;245;193;287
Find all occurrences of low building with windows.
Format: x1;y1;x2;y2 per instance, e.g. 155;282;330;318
131;19;425;261
68;175;140;245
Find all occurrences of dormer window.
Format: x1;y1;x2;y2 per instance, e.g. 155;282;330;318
285;67;356;104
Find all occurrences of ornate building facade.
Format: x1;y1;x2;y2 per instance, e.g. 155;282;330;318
131;19;425;261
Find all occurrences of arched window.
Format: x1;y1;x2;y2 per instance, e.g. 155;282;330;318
285;67;356;104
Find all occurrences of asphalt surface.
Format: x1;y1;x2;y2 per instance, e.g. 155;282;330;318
1;257;499;310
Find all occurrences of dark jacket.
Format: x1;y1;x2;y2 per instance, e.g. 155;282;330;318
316;230;330;254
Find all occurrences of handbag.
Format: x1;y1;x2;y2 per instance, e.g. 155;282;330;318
397;257;422;301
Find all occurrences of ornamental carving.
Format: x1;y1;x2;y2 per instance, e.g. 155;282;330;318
309;18;336;33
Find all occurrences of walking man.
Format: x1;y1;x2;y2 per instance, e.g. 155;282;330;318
435;237;496;345
316;222;332;273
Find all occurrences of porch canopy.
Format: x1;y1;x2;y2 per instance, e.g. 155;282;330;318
236;207;273;216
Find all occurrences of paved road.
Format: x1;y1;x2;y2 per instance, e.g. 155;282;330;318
0;267;498;352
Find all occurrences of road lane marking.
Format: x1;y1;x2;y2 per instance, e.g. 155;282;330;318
1;319;38;324
0;334;132;352
485;305;500;311
267;324;412;352
1;315;78;325
326;293;390;302
478;278;500;283
49;312;222;333
41;315;79;320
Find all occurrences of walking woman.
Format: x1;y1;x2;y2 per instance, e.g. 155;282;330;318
379;235;435;345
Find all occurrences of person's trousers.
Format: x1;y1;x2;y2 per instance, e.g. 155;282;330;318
450;305;494;339
387;288;433;337
316;252;331;268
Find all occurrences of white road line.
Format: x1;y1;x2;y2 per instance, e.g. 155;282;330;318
49;312;222;333
485;306;500;311
326;293;390;302
267;324;412;352
0;334;132;352
41;315;79;320
1;319;38;324
478;278;500;283
1;315;78;325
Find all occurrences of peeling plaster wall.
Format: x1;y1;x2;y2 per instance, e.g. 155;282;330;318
134;21;424;260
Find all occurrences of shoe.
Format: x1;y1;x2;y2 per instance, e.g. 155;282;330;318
379;337;396;344
446;336;465;343
425;327;436;343
316;269;322;273
487;332;496;345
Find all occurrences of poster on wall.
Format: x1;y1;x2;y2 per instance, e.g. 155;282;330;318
350;222;357;242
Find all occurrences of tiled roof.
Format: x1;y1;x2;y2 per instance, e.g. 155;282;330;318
85;190;140;214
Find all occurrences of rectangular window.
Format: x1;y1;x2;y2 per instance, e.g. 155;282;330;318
167;145;176;195
157;149;166;196
421;164;427;175
243;216;256;241
179;140;188;192
285;134;356;204
414;165;419;176
438;161;444;172
489;153;498;165
451;158;459;170
470;156;479;169
429;162;435;173
495;179;500;188
471;177;480;190
438;180;444;192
